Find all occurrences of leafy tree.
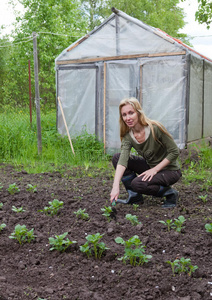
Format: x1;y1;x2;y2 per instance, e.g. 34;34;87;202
82;0;186;39
195;0;212;28
1;0;88;108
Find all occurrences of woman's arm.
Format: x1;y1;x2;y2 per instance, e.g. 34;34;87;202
110;164;126;202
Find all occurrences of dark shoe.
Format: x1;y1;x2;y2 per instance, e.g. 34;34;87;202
162;188;178;208
116;189;144;205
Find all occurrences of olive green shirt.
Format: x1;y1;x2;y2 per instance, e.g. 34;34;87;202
118;125;180;170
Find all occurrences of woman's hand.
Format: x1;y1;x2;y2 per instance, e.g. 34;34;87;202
138;168;157;181
110;186;120;203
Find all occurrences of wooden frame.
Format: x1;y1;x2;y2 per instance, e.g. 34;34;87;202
56;51;186;65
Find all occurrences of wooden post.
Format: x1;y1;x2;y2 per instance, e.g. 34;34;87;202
33;32;42;154
103;63;106;152
28;60;32;125
58;97;75;155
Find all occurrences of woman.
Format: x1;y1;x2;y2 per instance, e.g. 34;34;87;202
110;97;182;208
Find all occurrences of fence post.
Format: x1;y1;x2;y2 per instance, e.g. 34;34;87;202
32;32;42;154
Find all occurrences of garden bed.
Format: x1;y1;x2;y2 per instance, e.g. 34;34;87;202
0;153;211;300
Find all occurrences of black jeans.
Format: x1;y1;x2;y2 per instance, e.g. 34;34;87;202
112;153;182;196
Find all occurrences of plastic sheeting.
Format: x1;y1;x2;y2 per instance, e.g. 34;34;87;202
56;13;183;62
57;67;97;137
203;61;212;137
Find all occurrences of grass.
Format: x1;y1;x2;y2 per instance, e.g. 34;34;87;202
0;107;212;187
0;108;111;174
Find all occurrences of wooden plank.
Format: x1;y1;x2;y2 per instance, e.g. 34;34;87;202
56;51;186;65
67;35;89;52
103;63;106;152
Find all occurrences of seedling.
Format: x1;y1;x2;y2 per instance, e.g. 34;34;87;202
125;214;141;226
115;235;152;266
101;206;113;222
166;257;198;276
198;194;208;203
205;223;212;233
12;206;26;213
172;215;186;232
80;233;109;259
26;184;37;193
49;232;77;252
7;183;20;195
0;202;3;209
132;204;139;211
40;199;64;216
74;208;89;220
0;183;3;191
159;219;173;232
0;223;6;232
9;224;36;244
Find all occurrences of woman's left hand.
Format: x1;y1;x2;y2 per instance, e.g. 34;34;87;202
138;168;157;181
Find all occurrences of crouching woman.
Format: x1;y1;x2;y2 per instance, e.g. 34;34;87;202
110;97;182;208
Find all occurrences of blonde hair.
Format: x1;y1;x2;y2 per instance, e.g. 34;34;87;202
119;97;173;142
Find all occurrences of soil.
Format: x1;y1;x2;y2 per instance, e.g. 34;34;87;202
0;149;212;300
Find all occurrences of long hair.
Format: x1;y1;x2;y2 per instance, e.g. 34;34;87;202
119;97;173;142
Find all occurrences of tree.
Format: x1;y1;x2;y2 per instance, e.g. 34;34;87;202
82;0;186;39
195;0;212;28
1;0;88;108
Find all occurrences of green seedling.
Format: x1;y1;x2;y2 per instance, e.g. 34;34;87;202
159;219;173;232
198;194;208;203
205;223;212;233
166;257;198;276
0;223;6;232
12;206;26;213
115;235;152;266
172;215;186;232
7;183;20;195
101;206;113;222
125;214;141;226
132;204;139;211
80;233;109;259
0;202;3;209
40;199;64;216
9;224;36;244
0;183;3;191
74;208;89;220
26;184;37;193
49;232;77;252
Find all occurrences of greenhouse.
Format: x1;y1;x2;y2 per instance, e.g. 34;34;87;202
55;8;212;153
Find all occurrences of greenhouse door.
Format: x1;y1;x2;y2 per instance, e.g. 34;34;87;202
104;61;139;153
57;66;98;137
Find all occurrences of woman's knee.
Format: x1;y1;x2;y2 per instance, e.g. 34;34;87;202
112;153;120;169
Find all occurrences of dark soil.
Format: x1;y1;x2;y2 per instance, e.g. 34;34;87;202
0;150;212;300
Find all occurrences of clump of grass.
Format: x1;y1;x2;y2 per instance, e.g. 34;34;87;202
0;109;110;173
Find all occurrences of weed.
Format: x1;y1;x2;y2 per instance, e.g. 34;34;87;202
125;214;141;226
132;204;139;211
172;216;186;232
26;184;37;193
7;183;20;195
0;183;3;190
49;232;77;252
12;206;26;213
0;202;3;209
198;194;208;203
166;257;198;276
40;199;64;216
159;219;173;232
205;223;212;233
115;235;152;266
80;233;109;259
101;206;113;222
9;224;36;244
0;223;6;232
74;208;89;220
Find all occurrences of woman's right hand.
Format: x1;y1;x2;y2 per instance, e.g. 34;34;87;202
110;186;120;203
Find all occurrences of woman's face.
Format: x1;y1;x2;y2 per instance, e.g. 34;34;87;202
121;103;139;128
